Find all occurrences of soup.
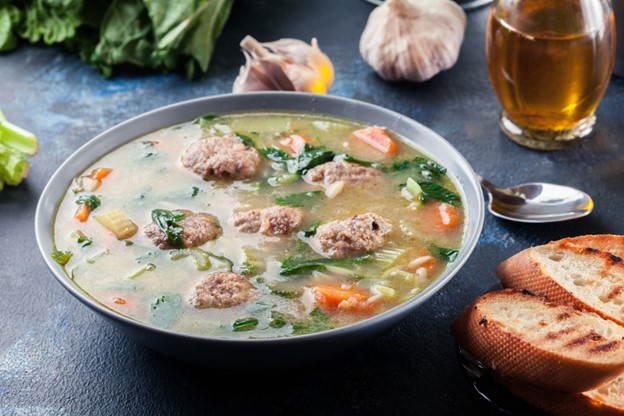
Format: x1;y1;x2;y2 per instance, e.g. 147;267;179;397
52;112;464;338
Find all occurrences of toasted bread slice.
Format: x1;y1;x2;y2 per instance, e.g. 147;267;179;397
497;237;624;326
451;289;624;393
500;375;624;416
563;235;624;259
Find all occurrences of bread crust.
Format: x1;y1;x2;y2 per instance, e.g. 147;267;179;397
499;376;624;416
497;237;624;326
451;290;624;393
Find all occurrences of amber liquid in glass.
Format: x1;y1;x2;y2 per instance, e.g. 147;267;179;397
486;0;615;136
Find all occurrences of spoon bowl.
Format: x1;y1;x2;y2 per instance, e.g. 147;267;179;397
478;175;594;223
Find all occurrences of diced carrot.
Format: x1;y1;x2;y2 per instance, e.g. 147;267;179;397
437;202;461;229
312;284;377;314
89;168;113;181
351;127;397;155
279;134;310;156
113;297;126;305
74;203;91;222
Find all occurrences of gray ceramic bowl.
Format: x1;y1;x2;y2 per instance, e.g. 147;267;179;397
35;92;484;367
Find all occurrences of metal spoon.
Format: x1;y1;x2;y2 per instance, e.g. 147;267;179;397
477;175;594;223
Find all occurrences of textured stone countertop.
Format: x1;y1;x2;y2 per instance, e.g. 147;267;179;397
2;1;623;415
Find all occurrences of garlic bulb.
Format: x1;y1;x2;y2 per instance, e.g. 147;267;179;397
233;36;334;94
359;0;467;82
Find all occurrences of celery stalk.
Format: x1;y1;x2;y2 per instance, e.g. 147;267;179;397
0;119;39;155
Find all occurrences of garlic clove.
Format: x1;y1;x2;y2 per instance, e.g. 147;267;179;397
359;0;467;82
233;36;334;94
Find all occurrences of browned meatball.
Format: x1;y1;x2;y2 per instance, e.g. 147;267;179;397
144;211;222;249
181;134;260;180
232;206;303;236
304;161;381;188
189;272;254;309
311;213;392;258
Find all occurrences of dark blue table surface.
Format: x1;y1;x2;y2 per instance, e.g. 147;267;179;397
2;1;623;415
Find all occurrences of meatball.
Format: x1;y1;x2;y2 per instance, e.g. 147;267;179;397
144;211;222;249
189;272;254;309
181;134;260;180
304;161;381;188
311;213;392;258
233;206;303;236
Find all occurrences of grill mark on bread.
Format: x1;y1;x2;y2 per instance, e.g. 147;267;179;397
585;247;599;254
478;316;487;325
606;286;624;300
591;341;620;353
610;254;623;264
557;312;572;321
545;327;575;340
565;331;605;348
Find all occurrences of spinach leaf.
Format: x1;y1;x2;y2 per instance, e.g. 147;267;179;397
151;209;186;248
418;182;461;206
261;147;290;162
292;307;334;335
287;144;334;174
232;317;258;332
334;153;385;170
191;186;200;197
429;244;459;263
302;220;321;237
149;293;182;329
169;248;211;271
235;132;256;148
275;191;322;208
391;156;447;179
280;254;372;276
195;113;219;126
271;289;302;299
75;194;101;211
269;313;288;329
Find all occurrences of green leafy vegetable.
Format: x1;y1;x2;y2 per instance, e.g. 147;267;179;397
51;249;73;265
0;109;38;191
1;0;233;79
170;248;211;271
292;307;333;335
235;133;256;148
391;156;447;179
191;186;200;197
196;113;219;124
269;313;288;329
151;209;186;248
280;254;372;276
149;293;182;329
418;182;461;206
429;245;459;263
75;194;101;211
275;191;322;208
261;147;290;162
302;220;321;237
232;317;258;332
271;289;302;299
287;144;335;174
71;230;92;247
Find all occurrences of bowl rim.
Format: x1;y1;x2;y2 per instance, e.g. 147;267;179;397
35;91;484;345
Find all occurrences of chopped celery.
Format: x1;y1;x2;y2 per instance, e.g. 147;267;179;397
128;263;156;279
232;317;259;332
401;177;422;202
374;248;406;265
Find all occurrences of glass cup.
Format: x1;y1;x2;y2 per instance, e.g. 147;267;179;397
486;0;616;150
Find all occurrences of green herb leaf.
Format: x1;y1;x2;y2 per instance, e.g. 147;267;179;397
51;249;72;265
191;186;200;197
261;147;290;162
429;244;459;263
275;191;322;208
151;209;186;248
71;230;92;247
288;144;335;174
235;132;256;148
75;194;101;211
292;307;333;335
232;317;258;332
149;293;182;329
271;289;302;299
391;157;447;179
280;254;372;276
303;220;321;237
418;182;461;206
196;113;219;124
